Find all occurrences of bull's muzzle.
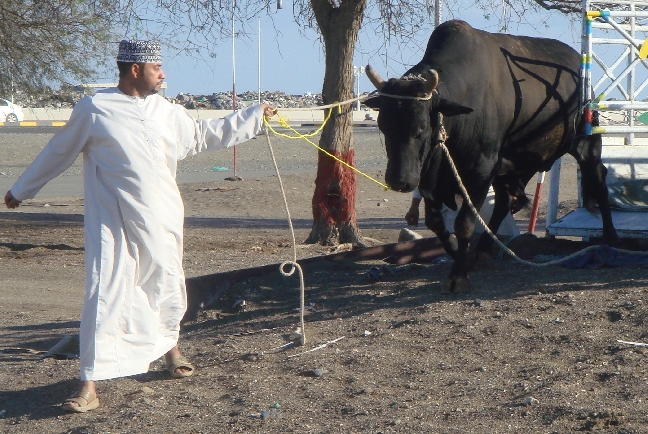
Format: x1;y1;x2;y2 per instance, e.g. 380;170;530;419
386;180;416;193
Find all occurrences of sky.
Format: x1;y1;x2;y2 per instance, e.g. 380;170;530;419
156;1;582;97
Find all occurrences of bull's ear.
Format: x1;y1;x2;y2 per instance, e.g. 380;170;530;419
437;98;473;117
363;96;381;110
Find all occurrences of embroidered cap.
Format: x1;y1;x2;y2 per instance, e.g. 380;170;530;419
116;40;162;63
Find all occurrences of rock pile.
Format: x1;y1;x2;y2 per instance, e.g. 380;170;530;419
171;90;324;110
13;88;325;110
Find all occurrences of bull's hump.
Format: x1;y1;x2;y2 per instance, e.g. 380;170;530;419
423;20;577;74
433;19;573;55
429;20;474;45
438;20;472;31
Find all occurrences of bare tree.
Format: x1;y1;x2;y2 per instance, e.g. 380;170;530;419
0;1;130;97
534;0;581;13
303;0;366;245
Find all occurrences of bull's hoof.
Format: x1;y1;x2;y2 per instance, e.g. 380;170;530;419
442;276;472;293
604;231;620;248
476;251;493;266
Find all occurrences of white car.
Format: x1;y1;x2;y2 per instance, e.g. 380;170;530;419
0;99;24;123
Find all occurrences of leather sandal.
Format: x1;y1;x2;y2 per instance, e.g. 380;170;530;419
61;390;100;413
165;355;195;378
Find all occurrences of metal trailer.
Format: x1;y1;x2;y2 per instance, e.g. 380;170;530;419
546;0;648;240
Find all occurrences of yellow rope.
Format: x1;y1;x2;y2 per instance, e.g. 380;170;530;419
264;106;390;190
277;93;371;111
266;105;335;140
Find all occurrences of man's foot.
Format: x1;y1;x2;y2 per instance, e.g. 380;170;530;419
165;355;194;378
61;390;100;413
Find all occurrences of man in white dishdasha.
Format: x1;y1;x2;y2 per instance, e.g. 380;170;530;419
4;40;276;413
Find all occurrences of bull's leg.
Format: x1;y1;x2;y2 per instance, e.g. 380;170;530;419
444;202;478;293
570;133;619;246
423;197;458;258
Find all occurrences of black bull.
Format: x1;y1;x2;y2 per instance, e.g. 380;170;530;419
364;20;619;292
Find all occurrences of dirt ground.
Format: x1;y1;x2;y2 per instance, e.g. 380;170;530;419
1;128;647;433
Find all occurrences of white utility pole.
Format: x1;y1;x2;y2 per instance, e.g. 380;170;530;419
353;65;364;110
232;0;238;176
258;17;261;104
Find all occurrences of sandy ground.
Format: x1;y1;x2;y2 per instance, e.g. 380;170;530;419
3;128;647;433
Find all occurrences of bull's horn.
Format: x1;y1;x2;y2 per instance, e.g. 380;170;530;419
423;69;439;94
365;65;385;91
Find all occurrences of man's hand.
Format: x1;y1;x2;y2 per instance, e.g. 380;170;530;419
405;197;421;226
261;104;277;119
4;191;21;209
405;206;419;226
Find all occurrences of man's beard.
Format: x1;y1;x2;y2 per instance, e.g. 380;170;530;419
151;82;163;95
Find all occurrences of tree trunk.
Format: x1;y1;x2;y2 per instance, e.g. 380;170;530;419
306;0;366;246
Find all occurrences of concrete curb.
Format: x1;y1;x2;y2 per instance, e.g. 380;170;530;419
0;121;67;127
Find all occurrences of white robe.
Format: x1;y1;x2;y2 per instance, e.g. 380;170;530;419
10;88;265;380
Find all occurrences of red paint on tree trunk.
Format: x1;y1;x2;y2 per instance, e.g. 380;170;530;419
312;149;357;226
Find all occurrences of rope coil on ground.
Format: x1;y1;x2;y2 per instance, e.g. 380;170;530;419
260;93;379;348
263;128;307;346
